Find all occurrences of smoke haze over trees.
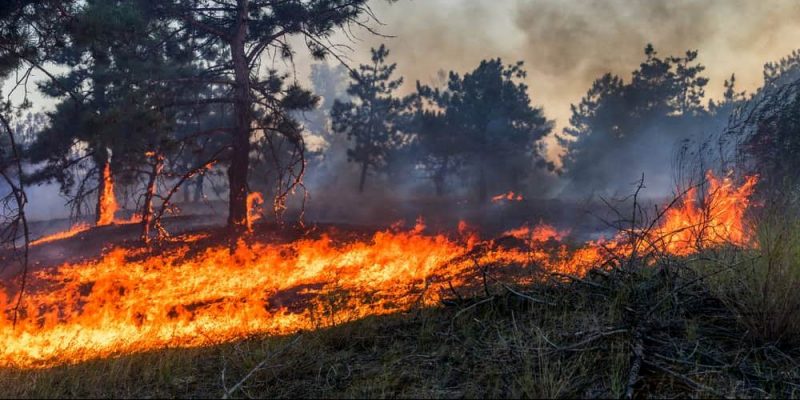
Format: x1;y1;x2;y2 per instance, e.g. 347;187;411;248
2;0;800;236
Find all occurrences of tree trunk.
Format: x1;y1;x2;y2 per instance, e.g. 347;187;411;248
91;46;114;226
182;178;190;203
141;153;164;244
358;161;368;193
227;0;252;238
94;150;116;226
193;173;205;203
95;162;105;224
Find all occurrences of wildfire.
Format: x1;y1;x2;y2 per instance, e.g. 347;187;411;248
0;172;758;368
30;223;91;246
652;172;758;255
96;162;118;226
503;223;568;242
31;214;143;247
491;191;524;203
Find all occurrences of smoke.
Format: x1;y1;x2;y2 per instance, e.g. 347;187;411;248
292;0;800;163
23;182;71;222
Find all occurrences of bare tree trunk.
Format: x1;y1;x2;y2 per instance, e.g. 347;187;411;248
182;179;190;203
358;161;368;193
141;153;164;244
194;173;205;202
227;0;252;238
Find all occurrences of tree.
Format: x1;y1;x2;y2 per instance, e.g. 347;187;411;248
425;59;553;202
29;0;182;225
331;44;406;193
149;0;379;237
406;82;462;196
726;52;800;197
763;49;800;88
559;45;712;196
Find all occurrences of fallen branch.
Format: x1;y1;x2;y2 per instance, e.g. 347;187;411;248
624;331;644;399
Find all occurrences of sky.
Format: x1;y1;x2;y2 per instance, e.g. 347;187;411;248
9;0;800;162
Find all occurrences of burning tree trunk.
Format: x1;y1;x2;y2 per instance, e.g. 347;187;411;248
95;156;118;226
227;0;252;237
141;152;164;244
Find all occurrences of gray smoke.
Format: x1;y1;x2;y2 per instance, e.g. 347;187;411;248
288;0;800;163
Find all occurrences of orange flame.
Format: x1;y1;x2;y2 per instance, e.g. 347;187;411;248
30;223;91;246
96;162;118;226
0;172;758;368
246;192;264;231
491;191;524;203
653;172;758;255
503;224;568;242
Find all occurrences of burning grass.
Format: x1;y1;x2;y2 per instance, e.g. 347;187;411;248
2;254;798;398
4;172;795;398
29;223;91;246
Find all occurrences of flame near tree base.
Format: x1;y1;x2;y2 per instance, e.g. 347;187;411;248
0;172;757;368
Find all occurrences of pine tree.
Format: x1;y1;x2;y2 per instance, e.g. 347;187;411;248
331;45;406;193
426;59;553;202
28;0;176;226
559;45;712;195
147;0;377;237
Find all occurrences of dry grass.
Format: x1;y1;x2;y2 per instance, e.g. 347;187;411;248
2;250;799;399
705;210;800;346
4;199;800;399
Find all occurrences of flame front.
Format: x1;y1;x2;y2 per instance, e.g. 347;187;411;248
654;172;758;255
31;223;91;246
0;173;758;368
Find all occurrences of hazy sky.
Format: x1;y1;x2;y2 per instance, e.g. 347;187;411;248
10;0;800;161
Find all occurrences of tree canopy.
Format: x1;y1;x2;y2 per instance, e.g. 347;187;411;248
331;44;406;193
422;59;553;201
